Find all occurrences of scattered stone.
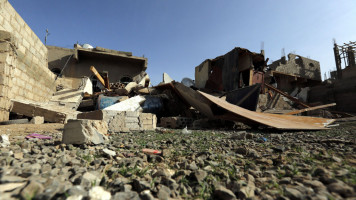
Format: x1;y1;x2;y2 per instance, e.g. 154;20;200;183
20;180;44;200
102;148;116;157
113;191;140;200
327;181;354;197
332;155;342;163
214;185;236;200
284;187;304;200
89;186;111;200
13;152;23;159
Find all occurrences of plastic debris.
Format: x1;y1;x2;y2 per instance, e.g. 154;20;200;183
258;137;267;143
142;148;162;155
182;126;192;134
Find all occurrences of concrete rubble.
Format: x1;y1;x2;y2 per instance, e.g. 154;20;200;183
0;1;355;199
62;119;109;145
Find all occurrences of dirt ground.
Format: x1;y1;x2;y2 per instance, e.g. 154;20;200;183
0;123;64;143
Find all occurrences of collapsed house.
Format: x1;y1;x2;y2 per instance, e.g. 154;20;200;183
195;47;266;92
47;45;148;90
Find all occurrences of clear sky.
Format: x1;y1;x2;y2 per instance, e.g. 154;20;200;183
9;0;356;85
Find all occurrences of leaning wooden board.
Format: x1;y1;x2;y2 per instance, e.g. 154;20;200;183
198;91;335;130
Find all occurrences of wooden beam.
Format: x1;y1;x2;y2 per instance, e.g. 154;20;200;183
264;83;310;108
284;103;336;115
90;66;110;90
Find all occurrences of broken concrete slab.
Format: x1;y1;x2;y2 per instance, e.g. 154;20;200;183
11;99;79;123
50;77;92;110
103;95;145;112
62;119;108;145
163;73;174;83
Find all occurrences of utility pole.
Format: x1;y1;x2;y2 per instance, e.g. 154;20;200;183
45;29;50;45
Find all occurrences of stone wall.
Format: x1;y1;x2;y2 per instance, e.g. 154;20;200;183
269;54;321;81
0;0;56;121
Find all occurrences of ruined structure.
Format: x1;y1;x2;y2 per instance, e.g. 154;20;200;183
47;45;148;87
0;0;56;121
309;41;356;113
266;54;321;93
332;41;356;79
195;47;266;92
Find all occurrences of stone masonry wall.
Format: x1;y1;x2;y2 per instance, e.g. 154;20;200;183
0;0;56;121
269;54;321;81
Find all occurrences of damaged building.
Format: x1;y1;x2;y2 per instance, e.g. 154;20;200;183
195;47;266;92
47;45;148;90
308;41;356;113
266;53;321;93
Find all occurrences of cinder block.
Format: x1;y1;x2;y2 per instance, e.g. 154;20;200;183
139;113;156;130
2;20;13;33
0;13;4;25
14;14;24;28
0;74;9;85
0;85;9;96
22;39;30;50
0;110;9;122
12;19;20;32
0;42;10;52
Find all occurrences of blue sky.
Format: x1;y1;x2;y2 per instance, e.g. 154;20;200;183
9;0;356;84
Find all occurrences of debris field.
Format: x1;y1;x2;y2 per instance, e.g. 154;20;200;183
0;0;356;200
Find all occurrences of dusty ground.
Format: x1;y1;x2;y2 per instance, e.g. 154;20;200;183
0;123;63;142
0;120;355;199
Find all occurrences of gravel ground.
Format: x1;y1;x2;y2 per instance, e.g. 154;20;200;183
0;121;355;200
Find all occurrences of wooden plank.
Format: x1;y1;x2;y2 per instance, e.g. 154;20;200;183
284;103;336;115
90;66;109;90
198;91;334;130
264;83;310;108
249;69;253;86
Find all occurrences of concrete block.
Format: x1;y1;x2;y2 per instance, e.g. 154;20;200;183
0;13;4;25
1;20;13;33
62;119;108;145
0;74;9;85
0;110;9;122
139;113;156;130
30;116;44;124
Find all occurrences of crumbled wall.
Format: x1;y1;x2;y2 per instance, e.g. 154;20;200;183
0;0;56;121
269;54;321;81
